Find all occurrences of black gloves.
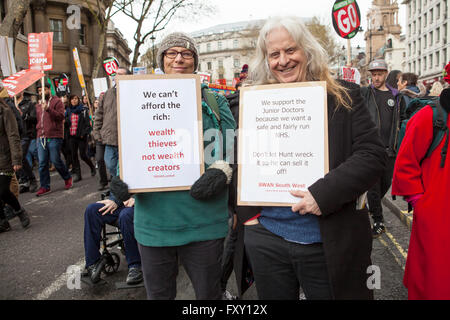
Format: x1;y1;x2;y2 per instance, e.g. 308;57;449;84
110;176;131;203
190;160;232;200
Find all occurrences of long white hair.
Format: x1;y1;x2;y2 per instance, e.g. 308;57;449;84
249;16;351;110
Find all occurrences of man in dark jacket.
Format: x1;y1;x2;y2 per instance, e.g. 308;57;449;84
35;82;72;196
93;68;130;178
361;60;406;237
12;91;38;193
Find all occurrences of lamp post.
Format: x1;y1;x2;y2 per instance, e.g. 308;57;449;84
150;35;156;73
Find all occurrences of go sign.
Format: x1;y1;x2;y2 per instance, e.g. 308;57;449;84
103;57;119;76
332;0;361;39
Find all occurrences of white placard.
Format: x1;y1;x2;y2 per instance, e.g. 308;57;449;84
238;81;329;206
117;74;204;192
93;77;108;97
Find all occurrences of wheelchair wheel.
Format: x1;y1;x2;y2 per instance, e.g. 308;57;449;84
103;252;120;275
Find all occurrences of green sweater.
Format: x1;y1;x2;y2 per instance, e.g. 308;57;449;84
134;85;236;247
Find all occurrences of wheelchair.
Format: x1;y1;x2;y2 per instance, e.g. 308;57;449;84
99;190;125;275
82;191;125;283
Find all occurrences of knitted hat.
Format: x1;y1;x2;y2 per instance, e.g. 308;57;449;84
157;32;199;73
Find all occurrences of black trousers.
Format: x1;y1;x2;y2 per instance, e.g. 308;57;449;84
69;136;94;177
16;138;36;184
220;216;238;292
0;175;21;219
138;238;224;300
367;157;396;222
95;142;108;186
244;222;332;300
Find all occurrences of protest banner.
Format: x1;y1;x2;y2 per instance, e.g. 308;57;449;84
238;81;329;206
2;69;45;97
116;74;204;192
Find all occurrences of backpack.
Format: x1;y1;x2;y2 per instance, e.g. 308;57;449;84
395;99;449;212
397;97;449;168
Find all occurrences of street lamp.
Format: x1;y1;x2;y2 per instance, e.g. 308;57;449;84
150;35;156;72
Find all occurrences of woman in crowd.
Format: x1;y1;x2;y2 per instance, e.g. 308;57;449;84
391;71;450;300
237;16;387;300
126;32;236;300
0;83;30;233
65;94;96;182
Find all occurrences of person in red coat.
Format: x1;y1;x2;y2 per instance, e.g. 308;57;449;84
392;84;450;299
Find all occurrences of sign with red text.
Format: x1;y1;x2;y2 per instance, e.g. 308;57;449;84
103;57;119;76
116;74;204;192
238;82;329;206
2;69;45;97
28;33;53;70
332;0;361;39
341;66;361;84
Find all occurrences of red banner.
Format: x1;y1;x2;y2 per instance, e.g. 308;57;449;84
28;32;53;71
2;69;45;97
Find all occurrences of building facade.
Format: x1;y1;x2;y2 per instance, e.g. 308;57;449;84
190;20;265;86
403;0;450;83
1;0;131;96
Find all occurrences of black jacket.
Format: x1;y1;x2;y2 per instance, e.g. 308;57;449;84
233;81;387;299
65;105;92;139
360;85;405;157
18;97;37;139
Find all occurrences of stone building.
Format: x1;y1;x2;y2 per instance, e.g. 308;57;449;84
1;0;131;96
365;0;404;65
190;19;265;86
402;0;450;83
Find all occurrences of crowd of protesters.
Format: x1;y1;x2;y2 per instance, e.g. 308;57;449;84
1;15;450;301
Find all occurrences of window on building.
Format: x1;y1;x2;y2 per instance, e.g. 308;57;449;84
437;27;440;42
444;49;448;65
413;21;416;34
437;4;441;20
423;56;427;71
0;1;6;22
207;62;212;70
218;41;222;50
79;24;86;46
429;54;433;68
198;63;201;71
219;73;224;79
424;13;427;27
408;44;411;56
218;59;223;68
423;35;426;49
233;39;238;49
436;51;440;66
234;72;240;78
234;58;240;68
49;19;63;43
207;43;211;52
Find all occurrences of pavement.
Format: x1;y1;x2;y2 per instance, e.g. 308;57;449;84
382;187;413;231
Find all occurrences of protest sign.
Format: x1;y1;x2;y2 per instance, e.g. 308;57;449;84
0;37;16;76
103;57;119;76
2;69;45;97
133;67;147;75
93;77;108;97
341;66;361;84
238;81;329;206
116;74;204;192
72;47;86;89
28;33;53;71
